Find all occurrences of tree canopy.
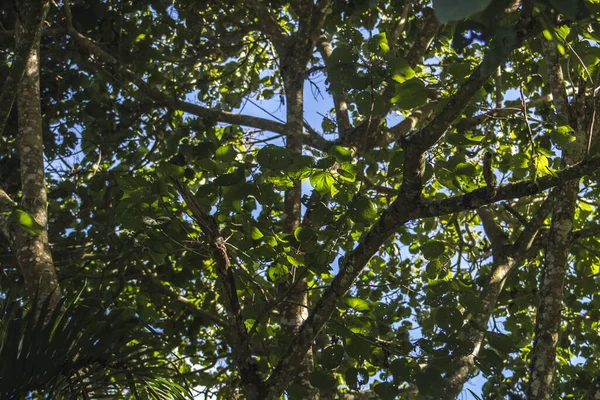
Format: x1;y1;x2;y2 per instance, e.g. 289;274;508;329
2;0;600;399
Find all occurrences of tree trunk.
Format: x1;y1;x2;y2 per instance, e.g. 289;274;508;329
527;38;589;400
14;0;62;309
279;49;318;399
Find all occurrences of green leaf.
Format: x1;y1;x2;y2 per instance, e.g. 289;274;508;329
345;336;372;359
309;370;337;390
446;63;472;81
390;358;412;381
373;382;400;400
345;367;359;389
310;172;337;196
549;0;590;21
329;145;353;162
160;163;185;178
286;254;305;267
12;210;44;236
257;145;292;170
415;368;444;396
433;0;493;22
550;125;577;148
250;227;264;240
327;44;357;67
149;250;167;265
477;348;504;375
320;344;345;369
425;259;443;278
486;332;514;354
215;145;237;162
389;57;415;83
213;169;245;186
420;240;447;260
353;197;378;223
454;162;479;191
294;227;318;243
268;264;289;283
435;306;463;332
368;33;390;54
454;162;476;177
391;79;427;109
344;297;371;312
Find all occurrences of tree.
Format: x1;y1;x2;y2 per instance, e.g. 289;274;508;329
1;0;600;398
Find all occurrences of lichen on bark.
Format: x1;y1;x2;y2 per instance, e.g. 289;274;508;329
13;0;62;309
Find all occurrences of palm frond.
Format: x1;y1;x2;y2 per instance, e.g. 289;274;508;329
0;293;193;399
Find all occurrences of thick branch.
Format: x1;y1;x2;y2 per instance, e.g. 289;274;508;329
375;92;557;148
571;224;600;243
309;0;334;39
401;16;540;200
248;0;288;52
439;197;551;398
343;8;439;147
370;102;437;147
528;37;587;400
265;148;600;398
315;34;351;135
173;179;264;398
512;196;552;253
387;0;410;53
541;38;571;120
418;156;600;219
0;0;49;137
478;207;509;252
63;7;331;152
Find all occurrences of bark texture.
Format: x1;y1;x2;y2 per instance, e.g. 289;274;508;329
14;0;61;309
438;201;550;398
275;3;323;397
0;1;49;137
527;38;589;400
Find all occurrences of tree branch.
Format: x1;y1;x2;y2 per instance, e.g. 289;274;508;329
438;195;551;398
62;4;331;152
401;16;540;201
265;16;545;398
541;38;571;120
378;90;562;148
309;0;334;39
528;36;587;400
478;207;509;252
371;102;438;147
173;179;264;398
387;0;410;54
344;8;439;147
0;0;49;137
265;148;600;399
511;196;552;253
315;34;351;135
139;264;224;325
248;0;288;53
571;224;600;243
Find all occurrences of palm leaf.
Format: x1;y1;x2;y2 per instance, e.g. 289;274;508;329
0;293;193;399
